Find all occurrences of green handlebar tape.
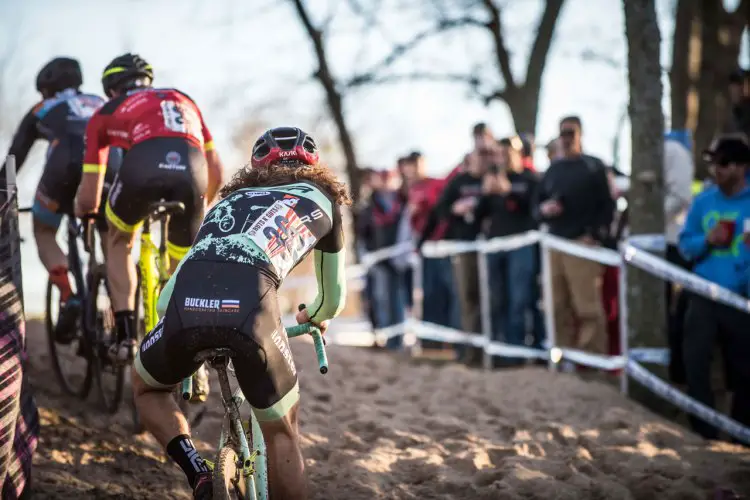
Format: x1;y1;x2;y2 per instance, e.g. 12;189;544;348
310;330;329;374
286;323;329;374
181;377;192;401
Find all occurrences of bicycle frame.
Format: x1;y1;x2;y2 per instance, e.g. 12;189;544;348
182;324;327;500
138;216;172;333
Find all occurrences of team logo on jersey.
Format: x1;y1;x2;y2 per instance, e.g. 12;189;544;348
281;194;299;207
244;191;271;199
184;297;241;313
159;151;186;171
271;329;296;376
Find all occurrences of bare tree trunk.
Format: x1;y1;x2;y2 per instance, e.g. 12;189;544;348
482;0;565;135
669;0;697;130
290;0;361;201
693;0;747;179
624;0;666;350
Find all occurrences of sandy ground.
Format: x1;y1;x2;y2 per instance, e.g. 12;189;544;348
24;319;750;499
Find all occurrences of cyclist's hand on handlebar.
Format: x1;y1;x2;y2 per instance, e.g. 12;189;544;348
295;308;329;336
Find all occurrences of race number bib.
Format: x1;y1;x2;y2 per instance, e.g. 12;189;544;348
68;95;102;119
245;201;317;277
161;100;201;138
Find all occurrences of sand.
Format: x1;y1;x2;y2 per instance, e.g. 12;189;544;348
23;320;750;499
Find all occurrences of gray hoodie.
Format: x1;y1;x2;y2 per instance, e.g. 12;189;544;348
664;139;694;245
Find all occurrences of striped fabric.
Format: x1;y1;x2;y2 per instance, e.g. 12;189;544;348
0;191;39;499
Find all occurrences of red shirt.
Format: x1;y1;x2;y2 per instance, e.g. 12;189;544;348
410;176;451;241
522;157;536;172
82;87;213;173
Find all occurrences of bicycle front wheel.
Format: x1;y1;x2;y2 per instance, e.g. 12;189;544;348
88;267;126;414
46;278;93;398
213;447;248;500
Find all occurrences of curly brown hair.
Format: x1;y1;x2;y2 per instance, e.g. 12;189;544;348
219;162;352;206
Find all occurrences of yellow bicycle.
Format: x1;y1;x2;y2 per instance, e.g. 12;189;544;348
123;200;194;432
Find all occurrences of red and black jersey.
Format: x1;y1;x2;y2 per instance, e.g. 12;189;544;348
82;87;214;174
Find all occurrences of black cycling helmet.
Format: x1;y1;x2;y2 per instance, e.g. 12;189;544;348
36;57;83;97
251;127;320;168
101;53;153;97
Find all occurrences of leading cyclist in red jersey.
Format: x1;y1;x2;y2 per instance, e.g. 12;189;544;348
75;53;224;364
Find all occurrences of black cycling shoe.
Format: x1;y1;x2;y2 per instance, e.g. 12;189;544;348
54;296;82;344
193;473;213;500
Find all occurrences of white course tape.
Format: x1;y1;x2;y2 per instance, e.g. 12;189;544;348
627;234;667;253
543;233;621;266
421;239;480;258
480;230;541;253
556;347;625;371
629;347;670;365
622;243;750;313
627;359;750;445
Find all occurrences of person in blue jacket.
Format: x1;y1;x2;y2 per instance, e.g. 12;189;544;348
678;136;750;441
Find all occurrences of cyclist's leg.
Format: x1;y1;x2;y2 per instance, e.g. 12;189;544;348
34;145;84;340
133;314;210;491
164;141;208;274
232;280;307;500
104;142;159;361
33;147;75;294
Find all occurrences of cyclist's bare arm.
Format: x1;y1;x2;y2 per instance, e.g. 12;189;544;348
75;111;110;216
205;147;224;206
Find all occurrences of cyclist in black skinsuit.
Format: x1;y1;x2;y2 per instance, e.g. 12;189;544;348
4;57;121;341
133;127;351;500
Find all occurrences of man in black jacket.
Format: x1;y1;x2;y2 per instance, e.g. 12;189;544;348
536;116;615;356
420;150;485;363
477;137;544;365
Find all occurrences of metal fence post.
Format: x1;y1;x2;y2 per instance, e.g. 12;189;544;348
477;242;493;370
539;226;557;372
618;258;629;394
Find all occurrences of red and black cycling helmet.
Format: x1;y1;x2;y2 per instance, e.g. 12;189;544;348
101;53;153;97
36;57;83;97
251;127;319;168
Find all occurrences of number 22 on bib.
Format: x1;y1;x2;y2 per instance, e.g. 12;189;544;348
246;201;317;278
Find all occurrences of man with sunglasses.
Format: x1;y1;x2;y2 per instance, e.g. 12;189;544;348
535;116;614;358
678;135;750;441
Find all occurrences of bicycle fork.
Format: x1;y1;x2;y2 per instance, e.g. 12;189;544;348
215;363;259;499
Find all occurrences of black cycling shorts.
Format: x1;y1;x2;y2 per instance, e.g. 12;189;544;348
135;261;300;422
106;137;208;261
33;137;116;229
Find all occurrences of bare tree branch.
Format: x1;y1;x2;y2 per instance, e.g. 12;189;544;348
289;0;362;200
523;0;565;94
346;16;486;87
481;0;516;90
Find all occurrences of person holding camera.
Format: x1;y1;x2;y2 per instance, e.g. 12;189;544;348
678;135;750;440
476;137;544;365
535;116;615;357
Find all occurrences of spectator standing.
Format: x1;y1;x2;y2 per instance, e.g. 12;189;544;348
678;136;750;440
518;133;537;172
358;169;409;349
662;130;695;383
476;137;543;365
536;116;615;356
421;126;489;364
403;153;461;334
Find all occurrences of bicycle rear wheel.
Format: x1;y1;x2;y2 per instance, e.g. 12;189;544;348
213;446;248;500
46;278;94;398
88;266;126;414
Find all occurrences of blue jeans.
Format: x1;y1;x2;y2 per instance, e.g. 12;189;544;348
370;263;407;349
422;257;461;330
487;245;541;349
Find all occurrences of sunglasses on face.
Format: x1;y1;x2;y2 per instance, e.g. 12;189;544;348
559;129;576;138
